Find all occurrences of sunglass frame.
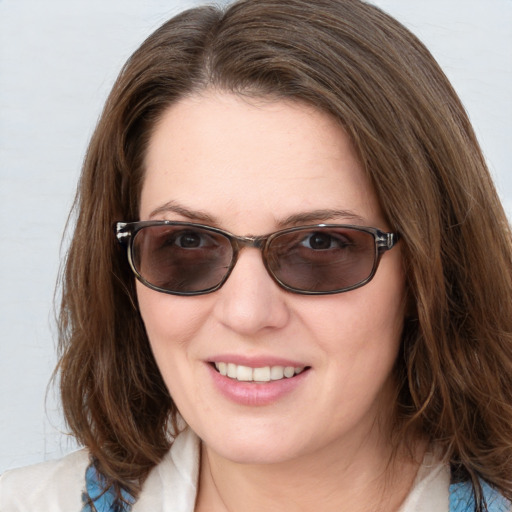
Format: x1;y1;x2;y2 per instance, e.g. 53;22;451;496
115;220;399;296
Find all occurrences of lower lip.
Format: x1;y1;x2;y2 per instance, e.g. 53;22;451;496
207;364;310;406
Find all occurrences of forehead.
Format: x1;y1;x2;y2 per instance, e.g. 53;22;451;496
141;91;383;230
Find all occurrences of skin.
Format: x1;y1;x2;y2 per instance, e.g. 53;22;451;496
137;91;417;511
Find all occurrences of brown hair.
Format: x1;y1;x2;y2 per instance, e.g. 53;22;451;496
57;0;512;508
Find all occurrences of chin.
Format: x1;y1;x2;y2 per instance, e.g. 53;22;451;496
195;420;317;466
209;441;302;466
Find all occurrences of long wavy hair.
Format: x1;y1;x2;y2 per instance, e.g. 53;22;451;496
57;0;512;508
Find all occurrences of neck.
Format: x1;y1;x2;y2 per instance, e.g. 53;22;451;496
195;425;425;512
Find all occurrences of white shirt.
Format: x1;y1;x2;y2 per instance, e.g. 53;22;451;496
0;428;450;511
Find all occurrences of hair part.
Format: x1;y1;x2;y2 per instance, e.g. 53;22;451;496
57;0;512;507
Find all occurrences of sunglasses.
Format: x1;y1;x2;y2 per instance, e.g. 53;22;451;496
115;221;399;296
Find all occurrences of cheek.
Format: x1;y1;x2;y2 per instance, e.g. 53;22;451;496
304;260;406;378
136;286;211;415
311;283;405;346
306;284;406;426
137;283;208;344
135;284;212;391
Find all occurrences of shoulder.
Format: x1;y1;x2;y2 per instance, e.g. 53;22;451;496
0;449;90;512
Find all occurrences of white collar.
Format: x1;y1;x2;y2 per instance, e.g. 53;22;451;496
134;427;200;512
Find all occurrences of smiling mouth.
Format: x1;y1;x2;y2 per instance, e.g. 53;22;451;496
212;362;308;382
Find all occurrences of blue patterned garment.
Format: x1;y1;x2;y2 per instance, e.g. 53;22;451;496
82;464;510;512
449;480;511;512
82;465;135;512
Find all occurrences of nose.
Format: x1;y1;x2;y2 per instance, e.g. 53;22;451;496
212;248;290;335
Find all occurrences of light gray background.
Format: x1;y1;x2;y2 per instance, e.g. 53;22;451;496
1;0;511;473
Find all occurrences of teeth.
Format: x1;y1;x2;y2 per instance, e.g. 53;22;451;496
214;362;305;382
270;366;284;380
284;367;295;378
227;363;237;378
217;362;227;376
253;366;270;382
237;365;253;381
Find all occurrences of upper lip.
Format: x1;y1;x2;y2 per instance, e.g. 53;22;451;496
207;354;309;368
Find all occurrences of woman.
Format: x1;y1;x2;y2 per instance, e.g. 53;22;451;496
1;0;511;510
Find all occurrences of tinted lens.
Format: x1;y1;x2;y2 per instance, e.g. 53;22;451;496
267;227;377;292
132;225;232;293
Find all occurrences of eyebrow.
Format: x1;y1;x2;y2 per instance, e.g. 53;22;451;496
276;209;367;228
148;201;216;223
149;201;366;228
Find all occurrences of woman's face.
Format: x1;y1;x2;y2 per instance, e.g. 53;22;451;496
137;92;406;465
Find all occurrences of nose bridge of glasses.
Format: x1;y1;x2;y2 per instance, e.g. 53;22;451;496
228;234;271;277
230;233;268;251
